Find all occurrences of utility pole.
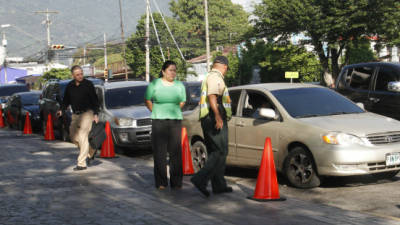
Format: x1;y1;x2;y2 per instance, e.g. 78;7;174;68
145;0;150;82
83;45;86;65
204;0;211;71
118;0;129;80
35;9;58;67
1;24;10;83
104;33;108;80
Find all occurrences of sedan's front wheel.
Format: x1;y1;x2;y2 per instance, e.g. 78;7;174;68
191;140;208;173
284;147;321;188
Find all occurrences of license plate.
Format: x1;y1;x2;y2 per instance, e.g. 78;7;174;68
386;153;400;166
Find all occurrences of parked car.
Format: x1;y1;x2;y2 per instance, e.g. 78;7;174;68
39;78;104;141
4;91;42;131
183;83;400;188
182;81;201;111
336;62;400;120
95;81;152;149
0;83;29;109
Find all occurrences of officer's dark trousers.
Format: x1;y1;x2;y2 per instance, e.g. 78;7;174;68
191;115;228;192
151;119;183;188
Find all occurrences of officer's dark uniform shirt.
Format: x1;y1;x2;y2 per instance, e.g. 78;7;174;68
62;79;99;115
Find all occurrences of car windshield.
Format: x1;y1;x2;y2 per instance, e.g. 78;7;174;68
105;86;147;109
21;93;40;105
271;87;365;118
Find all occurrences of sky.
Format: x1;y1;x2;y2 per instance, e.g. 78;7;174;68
231;0;262;12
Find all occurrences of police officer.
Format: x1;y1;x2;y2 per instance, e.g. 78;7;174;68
57;65;99;171
190;56;233;197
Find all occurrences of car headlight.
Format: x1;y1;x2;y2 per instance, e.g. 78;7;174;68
114;117;136;127
322;132;371;146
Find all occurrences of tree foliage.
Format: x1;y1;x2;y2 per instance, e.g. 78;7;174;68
240;40;321;83
253;0;400;79
125;1;250;80
41;68;71;81
344;38;376;65
169;0;250;58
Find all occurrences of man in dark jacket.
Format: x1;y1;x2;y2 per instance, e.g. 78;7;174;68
57;65;99;171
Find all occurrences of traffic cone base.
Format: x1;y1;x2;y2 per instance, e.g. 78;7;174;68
181;127;194;175
100;121;115;158
248;137;286;202
247;196;286;202
23;112;33;134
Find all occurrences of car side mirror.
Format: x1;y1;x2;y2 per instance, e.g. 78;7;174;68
259;108;276;119
388;81;400;92
356;102;365;110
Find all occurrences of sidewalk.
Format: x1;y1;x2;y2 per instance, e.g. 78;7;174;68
0;129;398;225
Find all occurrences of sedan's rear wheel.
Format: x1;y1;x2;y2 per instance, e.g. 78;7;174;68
191;141;207;173
284;147;321;188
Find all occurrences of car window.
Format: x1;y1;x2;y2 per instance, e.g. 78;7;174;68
242;91;275;119
271;87;364;118
375;66;400;91
105;86;147;109
95;87;104;106
229;90;241;116
20;94;40;105
349;66;374;90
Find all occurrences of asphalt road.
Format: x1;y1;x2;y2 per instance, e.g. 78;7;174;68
1;128;399;225
123;147;400;221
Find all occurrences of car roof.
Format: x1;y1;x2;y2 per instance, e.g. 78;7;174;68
101;81;148;90
0;83;27;87
14;91;41;96
342;62;400;69
229;83;322;92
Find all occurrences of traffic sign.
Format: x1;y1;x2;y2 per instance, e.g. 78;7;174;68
285;71;299;79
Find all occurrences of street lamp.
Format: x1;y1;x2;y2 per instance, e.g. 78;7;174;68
1;24;11;83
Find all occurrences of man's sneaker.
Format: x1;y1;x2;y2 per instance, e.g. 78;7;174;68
73;166;87;171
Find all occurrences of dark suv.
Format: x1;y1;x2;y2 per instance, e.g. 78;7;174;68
39;78;104;141
335;62;400;120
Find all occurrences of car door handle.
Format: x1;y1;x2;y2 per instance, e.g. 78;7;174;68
369;97;380;103
236;121;245;127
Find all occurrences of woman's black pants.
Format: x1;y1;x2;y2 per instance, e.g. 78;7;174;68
151;119;183;188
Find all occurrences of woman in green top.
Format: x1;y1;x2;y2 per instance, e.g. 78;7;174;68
145;60;186;190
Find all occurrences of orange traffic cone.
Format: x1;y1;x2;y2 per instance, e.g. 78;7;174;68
181;127;194;175
248;137;286;201
0;106;4;128
100;121;115;158
23;112;33;134
44;114;55;140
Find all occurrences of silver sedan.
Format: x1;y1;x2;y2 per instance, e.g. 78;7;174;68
183;83;400;188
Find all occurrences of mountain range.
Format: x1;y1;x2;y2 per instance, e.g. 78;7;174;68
0;0;171;58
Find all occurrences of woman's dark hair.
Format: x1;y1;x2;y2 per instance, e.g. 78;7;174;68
71;65;82;73
161;60;176;76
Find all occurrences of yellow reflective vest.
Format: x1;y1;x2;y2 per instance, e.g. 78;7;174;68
199;73;232;120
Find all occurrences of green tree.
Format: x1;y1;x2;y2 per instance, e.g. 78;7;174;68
344;38;376;65
253;0;400;79
169;0;250;59
125;1;250;79
240;40;321;83
126;13;189;80
41;68;71;81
